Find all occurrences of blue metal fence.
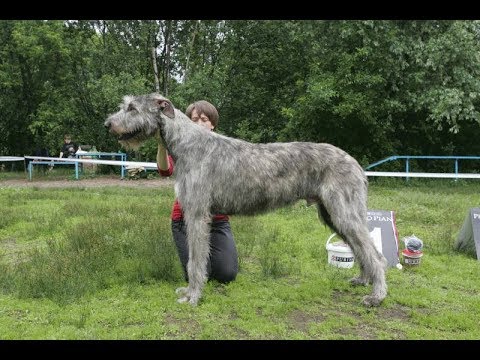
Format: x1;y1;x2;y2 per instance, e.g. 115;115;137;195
365;156;480;177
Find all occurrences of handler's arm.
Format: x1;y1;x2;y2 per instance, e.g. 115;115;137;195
156;130;173;176
156;128;169;171
157;143;169;171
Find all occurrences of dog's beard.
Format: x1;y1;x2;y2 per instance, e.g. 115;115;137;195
114;126;157;150
117;131;153;150
118;139;144;150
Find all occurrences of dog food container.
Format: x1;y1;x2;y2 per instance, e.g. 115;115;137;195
402;249;423;267
326;233;355;269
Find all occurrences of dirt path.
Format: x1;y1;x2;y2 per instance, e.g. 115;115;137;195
0;176;175;189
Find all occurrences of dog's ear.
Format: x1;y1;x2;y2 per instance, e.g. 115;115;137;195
157;99;175;119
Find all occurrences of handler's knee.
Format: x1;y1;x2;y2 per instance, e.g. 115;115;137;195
213;267;238;284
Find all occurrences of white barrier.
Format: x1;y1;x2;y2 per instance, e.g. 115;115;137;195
365;171;480;179
0;156;25;161
23;156;158;169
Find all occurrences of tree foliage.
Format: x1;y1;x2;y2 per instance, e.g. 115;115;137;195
1;20;479;170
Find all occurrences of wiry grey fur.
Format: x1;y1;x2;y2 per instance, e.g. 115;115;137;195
104;93;388;307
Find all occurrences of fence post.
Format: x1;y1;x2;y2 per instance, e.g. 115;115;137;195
405;158;410;182
455;159;459;182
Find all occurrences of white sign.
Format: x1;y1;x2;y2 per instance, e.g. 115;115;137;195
455;207;480;260
367;210;400;267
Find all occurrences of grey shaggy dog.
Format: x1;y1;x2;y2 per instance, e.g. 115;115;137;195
104;93;388;307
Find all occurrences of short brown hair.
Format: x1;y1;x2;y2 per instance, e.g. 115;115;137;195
185;100;219;128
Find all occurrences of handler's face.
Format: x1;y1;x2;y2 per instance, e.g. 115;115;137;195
190;109;214;131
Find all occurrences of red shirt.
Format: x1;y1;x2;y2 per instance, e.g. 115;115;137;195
158;155;229;222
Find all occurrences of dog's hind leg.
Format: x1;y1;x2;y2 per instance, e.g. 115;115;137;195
344;225;387;307
317;202;370;287
319;181;387;307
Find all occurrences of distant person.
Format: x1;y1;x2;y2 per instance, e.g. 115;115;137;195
26;140;52;172
59;134;81;158
33;145;53;172
34;145;50;158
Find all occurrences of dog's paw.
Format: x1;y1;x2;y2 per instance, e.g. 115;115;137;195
175;287;199;306
176;294;199;306
362;295;383;307
349;277;369;286
177;296;190;304
188;292;201;306
175;287;189;296
175;289;201;306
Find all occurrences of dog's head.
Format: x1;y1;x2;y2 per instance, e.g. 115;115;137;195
104;93;175;149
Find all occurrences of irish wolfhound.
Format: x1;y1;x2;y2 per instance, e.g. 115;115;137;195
104;93;388;307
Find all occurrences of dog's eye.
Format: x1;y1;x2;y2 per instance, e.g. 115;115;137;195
127;104;136;112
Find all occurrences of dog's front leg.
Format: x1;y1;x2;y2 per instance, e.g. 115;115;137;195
176;215;211;305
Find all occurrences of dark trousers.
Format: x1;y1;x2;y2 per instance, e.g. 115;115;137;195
172;220;238;283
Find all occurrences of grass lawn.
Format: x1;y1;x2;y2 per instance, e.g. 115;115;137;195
0;178;479;339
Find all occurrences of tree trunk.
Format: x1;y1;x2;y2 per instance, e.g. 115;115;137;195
183;20;200;84
163;20;172;96
152;47;160;92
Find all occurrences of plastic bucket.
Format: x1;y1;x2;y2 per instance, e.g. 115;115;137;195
402;249;423;266
326;233;355;268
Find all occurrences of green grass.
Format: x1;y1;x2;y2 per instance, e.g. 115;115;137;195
0;179;479;339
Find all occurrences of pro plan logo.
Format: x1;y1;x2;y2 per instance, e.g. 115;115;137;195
331;255;354;262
